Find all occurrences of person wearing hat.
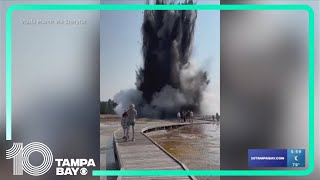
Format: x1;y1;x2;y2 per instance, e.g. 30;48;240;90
127;104;138;141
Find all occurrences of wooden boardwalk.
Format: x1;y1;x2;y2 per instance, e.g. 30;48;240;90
113;122;197;180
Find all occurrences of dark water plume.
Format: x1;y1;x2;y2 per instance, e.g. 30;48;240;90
112;0;211;118
135;0;209;117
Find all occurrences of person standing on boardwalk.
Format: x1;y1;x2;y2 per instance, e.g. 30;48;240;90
121;111;129;141
127;104;138;141
190;111;194;123
216;112;220;122
177;112;181;122
186;111;190;122
182;111;186;122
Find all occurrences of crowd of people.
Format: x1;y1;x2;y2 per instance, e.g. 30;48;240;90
176;110;194;123
121;104;137;141
120;104;220;142
177;111;220;123
213;113;220;122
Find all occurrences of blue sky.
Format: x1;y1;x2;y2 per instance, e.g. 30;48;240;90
100;9;220;101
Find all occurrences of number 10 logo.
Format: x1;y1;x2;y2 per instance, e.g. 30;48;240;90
6;142;53;176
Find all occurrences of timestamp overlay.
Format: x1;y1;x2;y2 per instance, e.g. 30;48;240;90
5;4;315;177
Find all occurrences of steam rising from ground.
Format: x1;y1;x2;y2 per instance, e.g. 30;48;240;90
113;0;218;118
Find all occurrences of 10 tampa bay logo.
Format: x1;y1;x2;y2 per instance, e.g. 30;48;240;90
6;142;95;176
6;142;53;176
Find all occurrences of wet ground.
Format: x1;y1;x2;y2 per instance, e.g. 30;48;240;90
148;123;220;180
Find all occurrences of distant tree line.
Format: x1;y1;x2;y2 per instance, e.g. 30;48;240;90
100;99;117;114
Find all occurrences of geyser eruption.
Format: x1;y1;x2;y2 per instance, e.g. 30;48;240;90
114;0;210;118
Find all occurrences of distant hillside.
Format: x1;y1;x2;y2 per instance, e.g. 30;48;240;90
100;99;117;114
